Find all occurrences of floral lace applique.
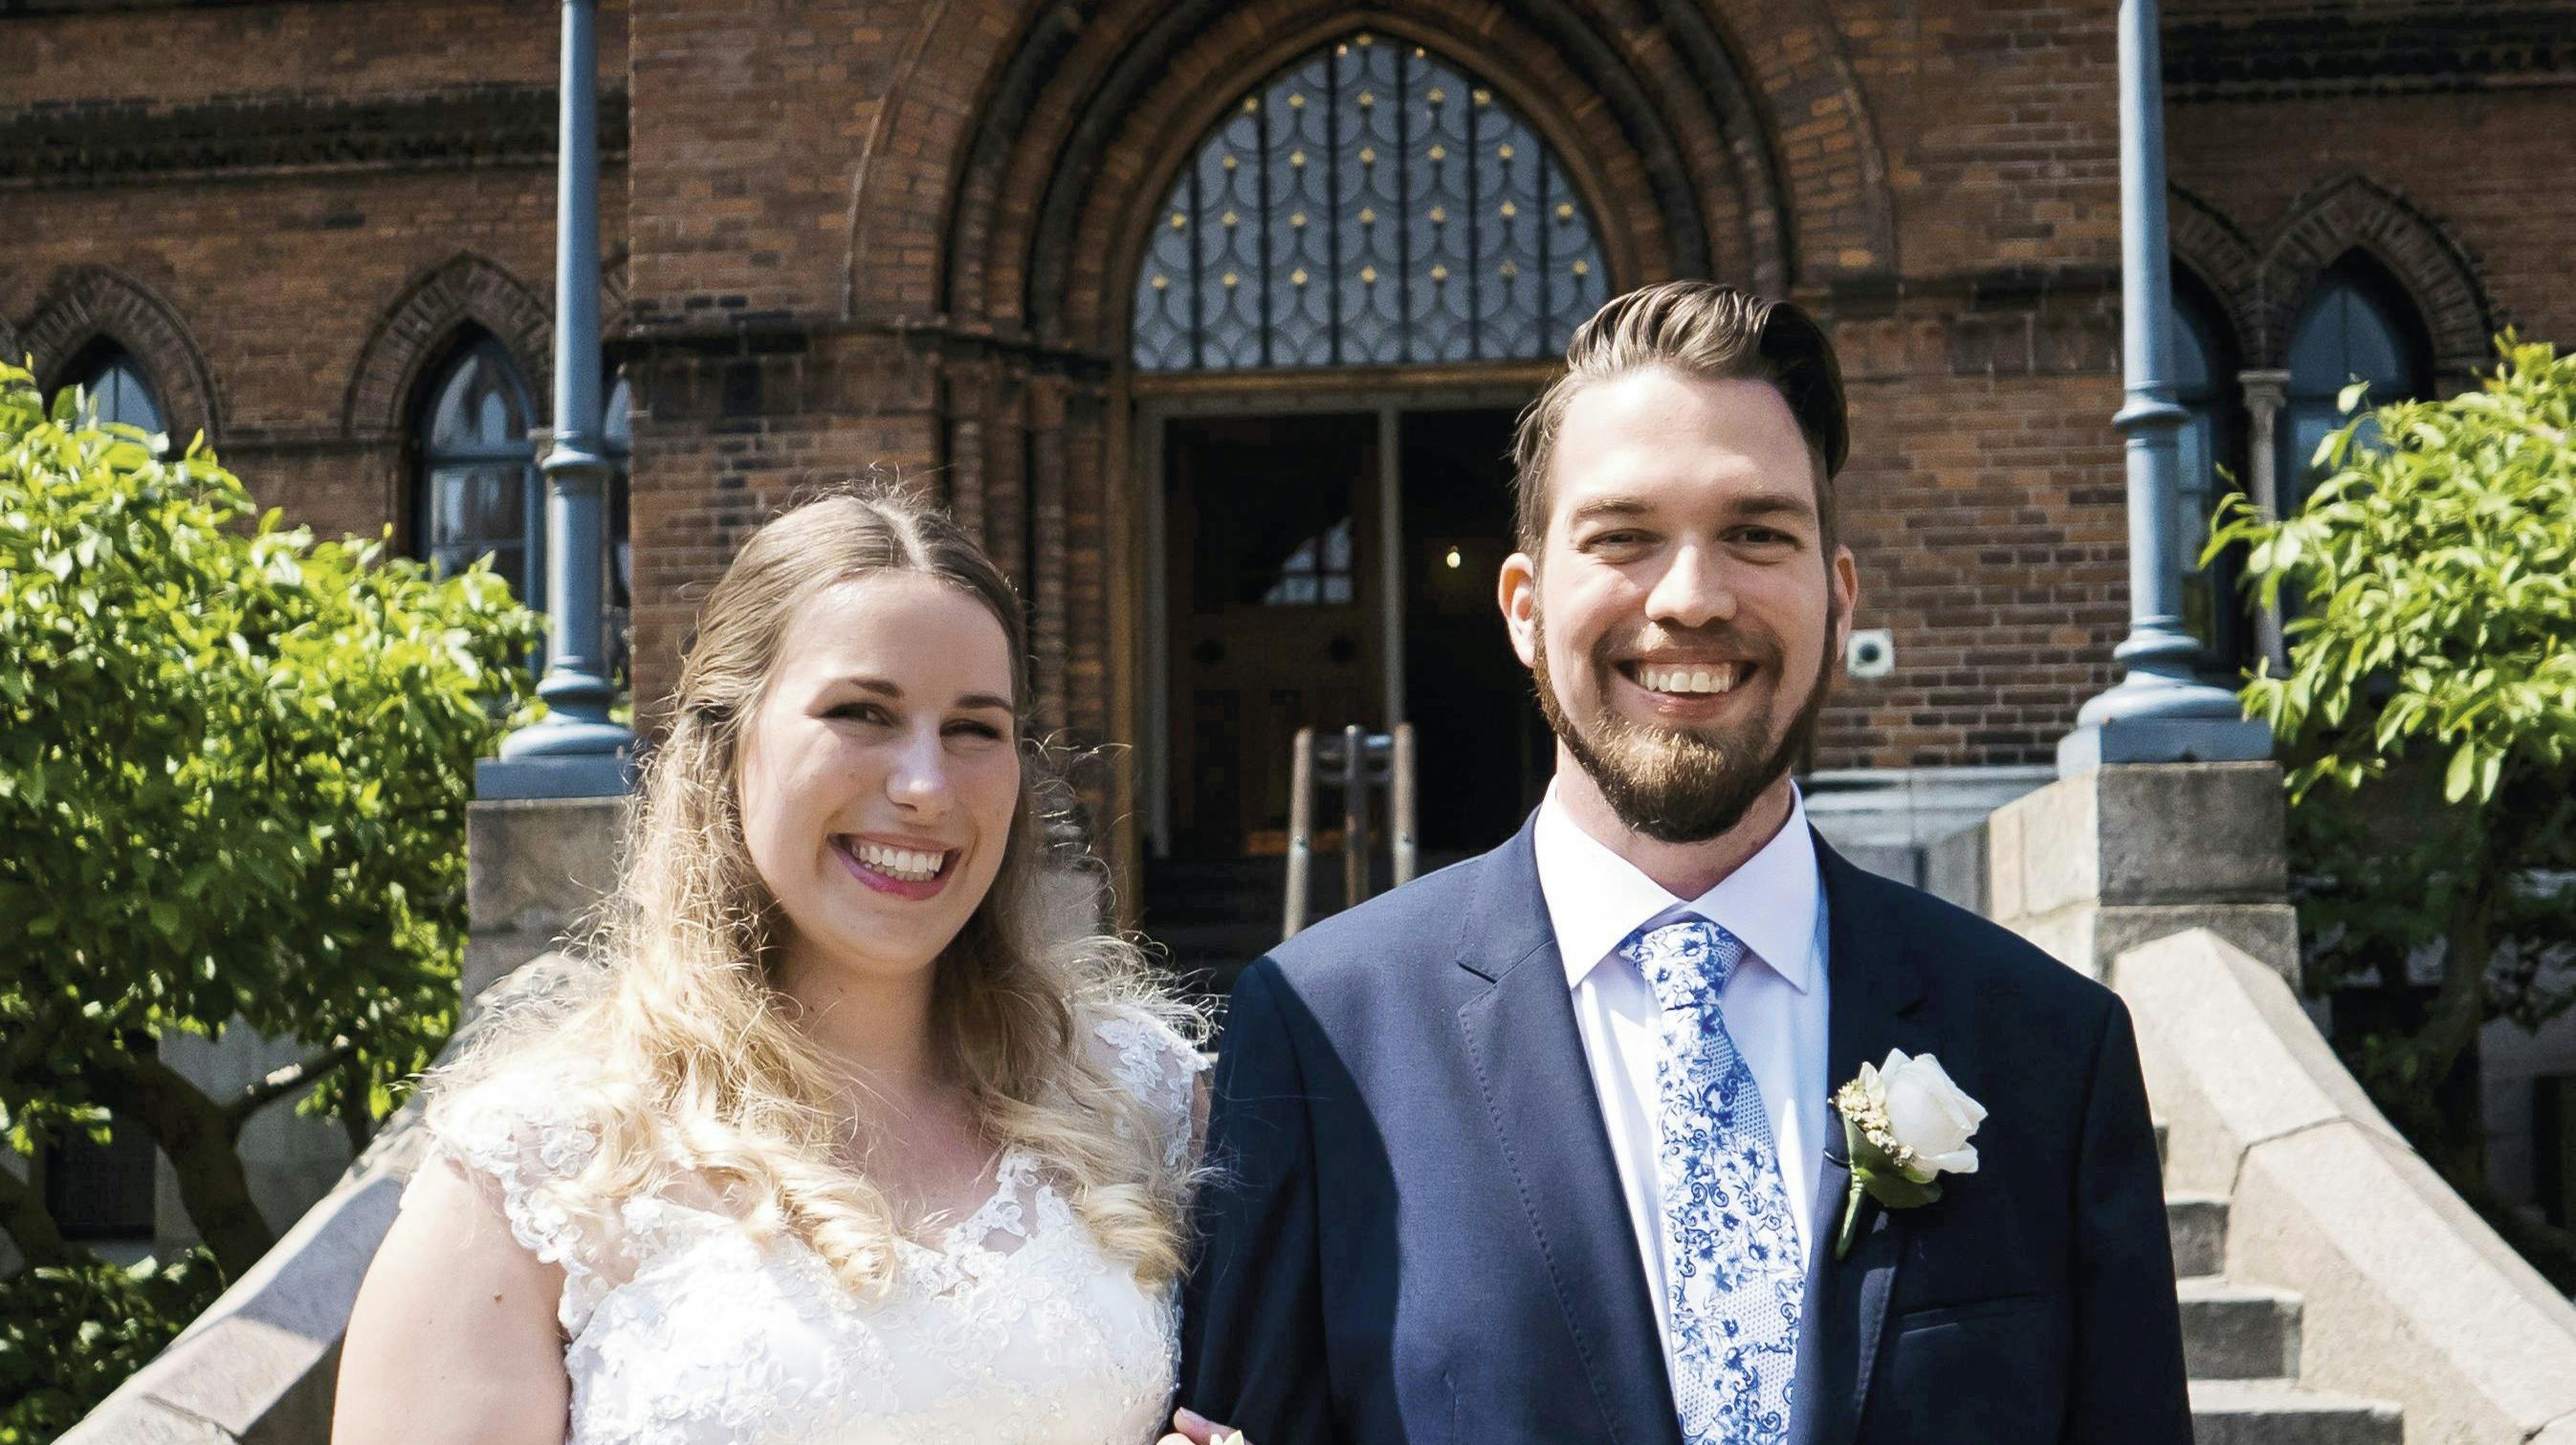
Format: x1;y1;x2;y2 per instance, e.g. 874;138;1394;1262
1089;1005;1208;1171
400;1035;1197;1445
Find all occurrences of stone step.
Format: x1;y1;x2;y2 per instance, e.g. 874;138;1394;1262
2180;1278;2302;1380
2168;1190;2229;1279
2189;1379;2403;1445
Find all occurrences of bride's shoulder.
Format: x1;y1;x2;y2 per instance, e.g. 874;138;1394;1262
1080;999;1209;1164
423;1050;608;1187
405;1039;630;1282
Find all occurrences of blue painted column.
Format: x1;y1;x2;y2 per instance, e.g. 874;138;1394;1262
2058;0;2270;777
480;0;635;799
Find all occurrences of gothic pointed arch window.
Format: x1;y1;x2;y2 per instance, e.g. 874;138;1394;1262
415;333;545;609
2282;255;2429;507
2171;275;2247;669
55;342;167;444
603;368;634;688
1132;32;1611;371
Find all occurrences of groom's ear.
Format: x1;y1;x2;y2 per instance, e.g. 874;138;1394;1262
1498;552;1539;668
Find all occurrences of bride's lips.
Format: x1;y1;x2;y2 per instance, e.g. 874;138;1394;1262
829;835;960;901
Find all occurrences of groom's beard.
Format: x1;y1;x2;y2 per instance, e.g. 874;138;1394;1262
1530;603;1837;844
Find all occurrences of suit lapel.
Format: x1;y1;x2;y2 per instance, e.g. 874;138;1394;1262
1791;837;1936;1445
1454;821;1685;1445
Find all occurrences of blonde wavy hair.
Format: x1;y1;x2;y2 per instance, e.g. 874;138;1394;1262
435;483;1200;1297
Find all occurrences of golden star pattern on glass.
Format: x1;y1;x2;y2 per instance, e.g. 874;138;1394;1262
1133;33;1609;370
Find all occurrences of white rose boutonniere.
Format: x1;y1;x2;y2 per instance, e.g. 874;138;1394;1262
1831;1049;1988;1259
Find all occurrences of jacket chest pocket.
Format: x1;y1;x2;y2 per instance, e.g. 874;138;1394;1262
1865;1295;2065;1444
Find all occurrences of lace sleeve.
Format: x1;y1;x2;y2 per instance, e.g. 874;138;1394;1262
406;1065;622;1334
1089;1005;1210;1171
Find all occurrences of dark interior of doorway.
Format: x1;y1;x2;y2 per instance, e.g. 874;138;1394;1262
1399;407;1552;860
1141;405;1548;998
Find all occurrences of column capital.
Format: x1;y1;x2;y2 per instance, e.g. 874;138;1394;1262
2235;368;2291;410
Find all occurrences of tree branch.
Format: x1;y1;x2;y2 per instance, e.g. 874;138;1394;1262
0;1156;77;1270
224;1040;356;1128
79;1050;276;1279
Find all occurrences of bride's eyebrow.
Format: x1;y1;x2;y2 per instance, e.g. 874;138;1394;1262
835;676;1012;712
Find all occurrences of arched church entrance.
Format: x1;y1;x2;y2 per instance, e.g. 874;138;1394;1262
1125;32;1614;974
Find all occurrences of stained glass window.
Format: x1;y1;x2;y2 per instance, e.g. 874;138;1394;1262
1134;33;1609;372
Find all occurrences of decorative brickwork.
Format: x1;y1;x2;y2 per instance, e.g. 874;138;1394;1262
2254;175;2497;380
342;252;554;442
2166;8;2576;102
2169;182;2263;328
22;265;222;445
0;86;631;189
2161;172;2499;383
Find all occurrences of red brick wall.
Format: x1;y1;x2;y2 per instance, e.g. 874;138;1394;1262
1822;330;2127;767
9;0;2563;793
1;0;628;559
2169;89;2576;361
8;0;585;110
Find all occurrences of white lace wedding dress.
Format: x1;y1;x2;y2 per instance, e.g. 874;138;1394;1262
407;1008;1206;1445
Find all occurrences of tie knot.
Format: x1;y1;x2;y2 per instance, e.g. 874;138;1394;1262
1618;916;1747;1011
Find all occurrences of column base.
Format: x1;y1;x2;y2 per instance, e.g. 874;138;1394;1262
475;751;634;799
2058;716;2273;777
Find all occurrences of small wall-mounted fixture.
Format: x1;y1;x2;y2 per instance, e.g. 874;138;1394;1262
1845;627;1895;679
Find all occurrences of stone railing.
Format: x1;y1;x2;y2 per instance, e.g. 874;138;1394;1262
55;1098;429;1444
55;950;597;1445
2117;929;2576;1444
1944;761;2576;1443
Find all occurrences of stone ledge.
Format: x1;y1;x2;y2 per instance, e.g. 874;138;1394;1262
53;959;577;1442
2007;901;2300;986
57;1164;409;1445
1990;763;2287;917
2114;930;2576;1445
465;794;627;1006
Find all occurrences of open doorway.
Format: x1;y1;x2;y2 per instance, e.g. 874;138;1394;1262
1140;400;1548;986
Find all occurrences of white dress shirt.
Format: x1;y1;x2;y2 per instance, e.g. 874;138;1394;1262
1532;781;1833;1367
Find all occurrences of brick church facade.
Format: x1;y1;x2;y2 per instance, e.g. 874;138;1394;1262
6;0;2571;899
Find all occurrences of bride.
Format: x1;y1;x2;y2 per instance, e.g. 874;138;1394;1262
337;488;1242;1444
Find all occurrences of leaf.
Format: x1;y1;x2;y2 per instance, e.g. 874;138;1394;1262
2445;737;2477;803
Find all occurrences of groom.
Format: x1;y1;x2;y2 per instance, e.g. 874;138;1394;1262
1176;282;2191;1444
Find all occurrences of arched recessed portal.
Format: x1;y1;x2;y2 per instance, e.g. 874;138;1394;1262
1135;33;1593;960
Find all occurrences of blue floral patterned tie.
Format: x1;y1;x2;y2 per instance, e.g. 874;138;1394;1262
1621;915;1804;1445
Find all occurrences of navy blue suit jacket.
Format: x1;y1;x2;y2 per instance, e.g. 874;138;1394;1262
1178;816;2191;1445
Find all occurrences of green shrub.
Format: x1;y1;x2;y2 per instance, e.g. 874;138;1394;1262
0;359;539;1432
0;1252;220;1443
2210;337;2575;1262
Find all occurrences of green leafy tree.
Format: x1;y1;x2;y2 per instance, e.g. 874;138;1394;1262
0;360;538;1428
2209;338;2576;1274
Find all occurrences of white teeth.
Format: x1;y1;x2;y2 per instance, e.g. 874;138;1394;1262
1639;664;1740;696
848;841;945;882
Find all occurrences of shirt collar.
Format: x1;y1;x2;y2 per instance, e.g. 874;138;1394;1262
1534;780;1822;996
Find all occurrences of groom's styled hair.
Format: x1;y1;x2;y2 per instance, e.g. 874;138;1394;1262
1509;281;1851;556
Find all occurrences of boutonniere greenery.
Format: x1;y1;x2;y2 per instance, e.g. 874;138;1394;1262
1831;1049;1988;1259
